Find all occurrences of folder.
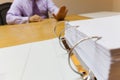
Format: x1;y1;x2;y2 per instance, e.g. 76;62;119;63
64;15;120;80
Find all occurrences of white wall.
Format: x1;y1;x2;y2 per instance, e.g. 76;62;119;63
113;0;120;11
53;0;113;14
0;0;12;3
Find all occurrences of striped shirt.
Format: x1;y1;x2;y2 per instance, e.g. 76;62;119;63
6;0;59;24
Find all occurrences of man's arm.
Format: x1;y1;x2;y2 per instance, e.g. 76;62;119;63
6;13;29;24
47;0;59;15
6;0;29;24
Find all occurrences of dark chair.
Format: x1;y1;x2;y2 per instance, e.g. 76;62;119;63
0;15;2;25
0;2;12;25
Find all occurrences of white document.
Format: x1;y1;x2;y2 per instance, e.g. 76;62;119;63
0;38;80;80
65;15;120;80
22;38;80;80
0;44;32;80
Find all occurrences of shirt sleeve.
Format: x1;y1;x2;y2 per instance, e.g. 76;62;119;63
47;0;59;15
6;0;29;24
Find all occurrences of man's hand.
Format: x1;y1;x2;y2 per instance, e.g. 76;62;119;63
29;15;43;23
53;6;68;21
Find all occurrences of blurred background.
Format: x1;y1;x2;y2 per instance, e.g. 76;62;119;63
0;0;120;14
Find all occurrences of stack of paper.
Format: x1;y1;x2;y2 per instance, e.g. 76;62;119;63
65;15;120;80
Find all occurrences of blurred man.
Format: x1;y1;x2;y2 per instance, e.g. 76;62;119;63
6;0;68;24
